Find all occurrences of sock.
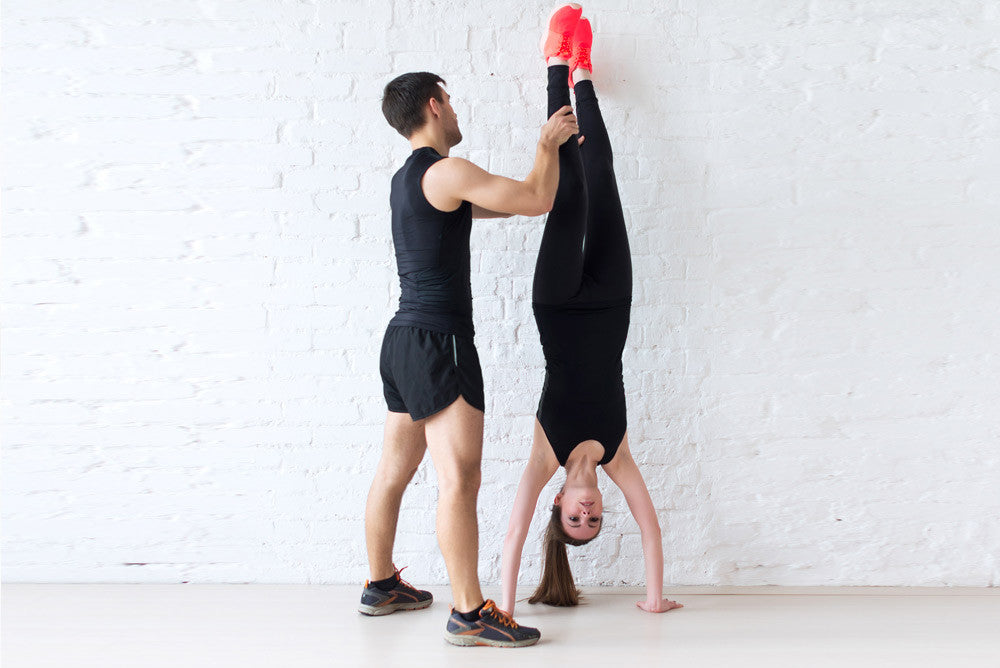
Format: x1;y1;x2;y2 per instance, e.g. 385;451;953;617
370;574;398;591
459;601;486;621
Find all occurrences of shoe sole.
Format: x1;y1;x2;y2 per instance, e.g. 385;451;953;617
358;598;433;616
443;631;540;648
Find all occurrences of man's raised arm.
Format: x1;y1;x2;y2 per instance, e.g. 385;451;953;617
422;105;578;217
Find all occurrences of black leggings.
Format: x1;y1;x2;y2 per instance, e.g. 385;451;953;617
532;65;632;306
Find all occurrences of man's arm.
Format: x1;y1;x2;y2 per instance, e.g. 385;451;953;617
422;106;578;217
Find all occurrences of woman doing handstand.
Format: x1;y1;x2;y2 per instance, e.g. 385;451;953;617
501;4;684;617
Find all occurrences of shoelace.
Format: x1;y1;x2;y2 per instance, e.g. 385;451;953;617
482;601;519;629
574;45;592;70
393;565;417;590
558;33;574;58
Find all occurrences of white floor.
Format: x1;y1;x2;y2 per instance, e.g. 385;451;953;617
2;585;999;668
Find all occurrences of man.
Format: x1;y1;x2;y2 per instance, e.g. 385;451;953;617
358;71;577;647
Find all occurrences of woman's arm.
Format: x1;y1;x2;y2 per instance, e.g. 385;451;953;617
500;422;558;615
604;437;683;613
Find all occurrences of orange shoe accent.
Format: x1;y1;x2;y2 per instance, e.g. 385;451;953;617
569;17;593;88
482;600;519;629
541;4;583;62
375;592;399;607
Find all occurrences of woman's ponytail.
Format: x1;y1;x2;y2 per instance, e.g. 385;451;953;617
528;504;595;606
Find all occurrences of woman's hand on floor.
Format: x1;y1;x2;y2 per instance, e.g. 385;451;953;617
636;598;684;613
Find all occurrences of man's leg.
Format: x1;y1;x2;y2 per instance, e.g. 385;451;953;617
423;395;485;612
365;410;428;581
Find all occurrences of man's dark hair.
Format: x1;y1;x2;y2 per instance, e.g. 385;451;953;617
381;72;446;139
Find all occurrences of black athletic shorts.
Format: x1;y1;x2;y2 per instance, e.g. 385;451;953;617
379;325;485;420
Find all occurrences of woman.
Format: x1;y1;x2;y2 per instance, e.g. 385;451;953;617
501;5;684;616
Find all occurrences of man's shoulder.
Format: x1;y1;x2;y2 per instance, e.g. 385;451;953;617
417;156;477;211
428;155;474;171
425;156;486;185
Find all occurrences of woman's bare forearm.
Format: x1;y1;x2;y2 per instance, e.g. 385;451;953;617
641;523;663;603
501;528;528;615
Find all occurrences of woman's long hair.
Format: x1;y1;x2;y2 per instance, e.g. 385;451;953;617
528;503;601;606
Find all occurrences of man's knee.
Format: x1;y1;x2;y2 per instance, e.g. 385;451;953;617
424;396;484;492
436;458;482;496
379;460;421;490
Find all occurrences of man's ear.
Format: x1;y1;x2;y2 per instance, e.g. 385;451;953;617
427;97;442;120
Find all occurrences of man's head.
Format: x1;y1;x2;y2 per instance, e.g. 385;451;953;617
381;72;462;146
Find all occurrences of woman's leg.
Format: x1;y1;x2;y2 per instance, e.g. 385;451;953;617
574;79;632;301
532;64;588;305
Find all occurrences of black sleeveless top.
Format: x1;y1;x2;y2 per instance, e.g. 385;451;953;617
534;296;631;466
387;147;475;339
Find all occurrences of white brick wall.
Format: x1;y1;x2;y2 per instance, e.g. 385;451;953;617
3;0;999;586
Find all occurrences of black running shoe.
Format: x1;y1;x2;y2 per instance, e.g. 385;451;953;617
444;599;541;647
357;566;433;616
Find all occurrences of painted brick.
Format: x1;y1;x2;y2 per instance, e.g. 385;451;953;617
2;0;999;589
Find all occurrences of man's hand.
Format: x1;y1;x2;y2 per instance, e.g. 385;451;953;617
636;598;684;613
540;105;579;148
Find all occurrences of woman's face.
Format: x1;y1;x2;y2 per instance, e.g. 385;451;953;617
555;486;603;541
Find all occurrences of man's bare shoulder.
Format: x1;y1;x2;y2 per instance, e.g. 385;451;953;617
420;157;476;210
426;156;482;179
424;157;489;199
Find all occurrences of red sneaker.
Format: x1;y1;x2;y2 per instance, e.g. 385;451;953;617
569;17;593;88
541;3;583;63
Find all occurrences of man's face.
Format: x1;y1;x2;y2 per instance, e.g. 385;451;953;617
438;87;463;147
